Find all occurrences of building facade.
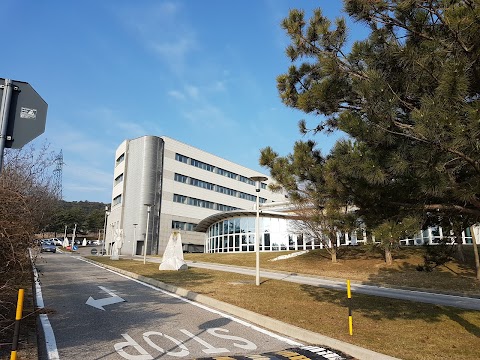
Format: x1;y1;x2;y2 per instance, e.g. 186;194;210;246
105;136;286;255
196;203;480;253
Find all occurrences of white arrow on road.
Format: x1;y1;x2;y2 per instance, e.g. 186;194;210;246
86;286;125;311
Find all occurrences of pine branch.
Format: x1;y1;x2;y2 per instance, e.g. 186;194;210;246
373;121;480;174
422;204;480;217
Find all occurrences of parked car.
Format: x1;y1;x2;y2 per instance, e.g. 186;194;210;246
41;240;56;253
50;238;63;246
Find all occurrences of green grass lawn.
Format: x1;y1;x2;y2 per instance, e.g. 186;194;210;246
90;246;480;360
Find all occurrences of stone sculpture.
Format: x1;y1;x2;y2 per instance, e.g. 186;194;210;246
159;232;188;271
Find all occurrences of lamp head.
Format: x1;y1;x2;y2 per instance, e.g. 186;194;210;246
249;176;268;192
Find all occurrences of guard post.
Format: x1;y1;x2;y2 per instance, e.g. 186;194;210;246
347;279;353;335
10;288;24;360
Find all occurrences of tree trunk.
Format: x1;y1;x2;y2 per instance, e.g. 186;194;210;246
453;225;466;262
455;242;466;262
331;247;337;263
385;246;393;265
470;226;480;281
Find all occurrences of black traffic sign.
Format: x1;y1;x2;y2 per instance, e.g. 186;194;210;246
0;78;48;149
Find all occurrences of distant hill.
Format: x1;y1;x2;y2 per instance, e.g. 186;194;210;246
43;200;109;236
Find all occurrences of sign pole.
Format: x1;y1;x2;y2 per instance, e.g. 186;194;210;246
0;78;13;173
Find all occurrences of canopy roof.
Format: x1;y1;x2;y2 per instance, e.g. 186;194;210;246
194;210;294;232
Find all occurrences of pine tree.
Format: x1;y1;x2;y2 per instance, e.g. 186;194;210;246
260;141;359;263
275;0;480;274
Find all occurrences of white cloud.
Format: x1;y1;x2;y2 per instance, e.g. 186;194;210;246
182;103;234;129
116;121;148;139
185;85;200;100
149;37;195;63
115;1;197;74
168;90;186;101
210;80;227;92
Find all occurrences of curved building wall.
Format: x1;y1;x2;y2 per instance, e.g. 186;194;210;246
106;136;163;256
203;214;480;253
204;215;319;253
122;136;163;255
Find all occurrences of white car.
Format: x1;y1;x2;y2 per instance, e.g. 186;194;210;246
52;238;63;246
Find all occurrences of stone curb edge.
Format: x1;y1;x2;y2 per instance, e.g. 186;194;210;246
84;258;400;360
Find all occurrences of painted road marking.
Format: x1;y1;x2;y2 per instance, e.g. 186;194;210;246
194;346;350;360
85;285;125;310
76;256;302;347
30;249;60;360
114;327;258;359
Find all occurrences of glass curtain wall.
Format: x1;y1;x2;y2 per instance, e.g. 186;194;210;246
203;216;478;253
205;216;318;253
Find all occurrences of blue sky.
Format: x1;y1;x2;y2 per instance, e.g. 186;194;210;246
1;0;368;203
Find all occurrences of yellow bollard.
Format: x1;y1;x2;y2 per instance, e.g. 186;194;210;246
347;280;353;336
10;288;24;360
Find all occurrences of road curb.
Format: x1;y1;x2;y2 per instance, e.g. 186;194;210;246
85;258;400;360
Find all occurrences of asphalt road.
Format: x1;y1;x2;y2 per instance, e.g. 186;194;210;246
35;252;342;360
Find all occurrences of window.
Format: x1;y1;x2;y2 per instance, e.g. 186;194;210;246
239;192;256;202
173;194;187;203
191;178;214;190
191;159;214;172
113;194;122;206
174;173;188;183
188;197;214;209
115;153;125;166
175;153;189;164
175;195;237;211
114;173;123;185
172;221;198;231
216;204;238;211
216;185;236;196
217;168;237;179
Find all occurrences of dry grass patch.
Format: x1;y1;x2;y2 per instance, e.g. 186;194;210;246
90;257;480;360
184;246;480;295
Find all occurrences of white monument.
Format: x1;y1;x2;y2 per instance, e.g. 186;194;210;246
159;232;188;271
82;238;87;246
111;229;123;260
62;237;69;248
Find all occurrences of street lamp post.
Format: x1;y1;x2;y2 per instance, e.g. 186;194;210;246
102;206;109;256
109;223;115;255
250;176;268;286
143;204;152;264
133;223;138;256
71;223;77;254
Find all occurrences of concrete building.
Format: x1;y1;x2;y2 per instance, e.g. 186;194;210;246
105;136;286;256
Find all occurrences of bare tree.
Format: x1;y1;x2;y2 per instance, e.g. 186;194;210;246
0;141;57;348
